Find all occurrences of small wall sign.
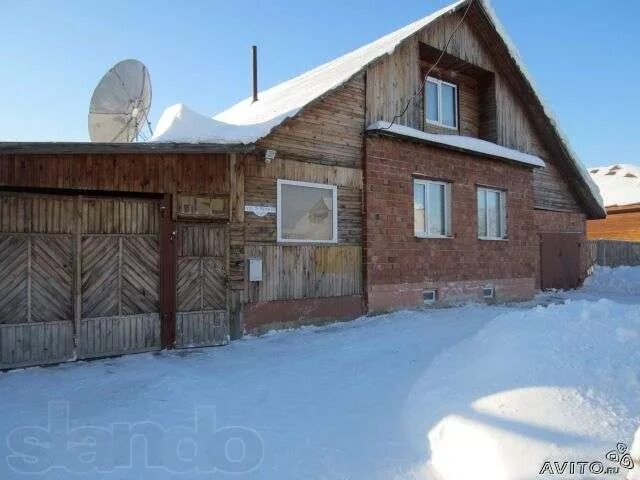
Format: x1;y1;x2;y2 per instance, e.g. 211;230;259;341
244;205;276;217
177;195;227;220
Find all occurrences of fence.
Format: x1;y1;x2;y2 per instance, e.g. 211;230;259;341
588;240;640;267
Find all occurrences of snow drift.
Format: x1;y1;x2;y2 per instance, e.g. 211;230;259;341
406;294;640;480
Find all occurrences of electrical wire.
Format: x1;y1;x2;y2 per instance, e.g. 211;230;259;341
378;0;475;131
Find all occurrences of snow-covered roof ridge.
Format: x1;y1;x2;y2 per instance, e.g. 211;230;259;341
589;164;640;207
212;0;466;127
367;121;545;168
151;0;467;144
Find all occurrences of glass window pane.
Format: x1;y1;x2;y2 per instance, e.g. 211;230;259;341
427;183;445;236
426;81;439;122
487;190;500;238
280;184;334;241
441;84;456;127
414;182;425;234
477;189;487;237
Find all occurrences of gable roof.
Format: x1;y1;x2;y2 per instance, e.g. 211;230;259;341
152;0;468;143
151;0;604;217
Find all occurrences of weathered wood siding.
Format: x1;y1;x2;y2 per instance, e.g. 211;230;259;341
78;314;160;359
0;152;230;195
1;321;73;369
257;74;366;169
248;79;366;309
364;8;583;214
246;245;362;303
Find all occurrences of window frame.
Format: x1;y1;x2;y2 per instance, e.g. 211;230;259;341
276;179;338;244
413;178;452;239
424;76;459;130
477;186;507;241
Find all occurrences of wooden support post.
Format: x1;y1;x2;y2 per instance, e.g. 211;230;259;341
159;193;177;347
73;195;82;352
228;153;246;339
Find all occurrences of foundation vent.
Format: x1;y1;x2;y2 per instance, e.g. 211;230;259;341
423;289;437;304
483;286;495;299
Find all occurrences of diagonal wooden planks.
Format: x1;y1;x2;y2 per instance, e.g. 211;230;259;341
0;235;29;324
31;235;73;322
121;236;160;315
203;258;226;310
177;258;202;312
81;236;119;318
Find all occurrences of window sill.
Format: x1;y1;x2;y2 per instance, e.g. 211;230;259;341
425;119;458;131
415;233;453;239
277;239;338;245
478;237;508;242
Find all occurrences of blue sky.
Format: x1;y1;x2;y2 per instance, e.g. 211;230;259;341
1;0;638;167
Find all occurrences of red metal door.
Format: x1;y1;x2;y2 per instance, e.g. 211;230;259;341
540;233;582;290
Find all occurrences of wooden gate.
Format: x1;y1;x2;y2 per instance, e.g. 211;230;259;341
0;194;75;368
0;192;162;369
540;233;582;290
77;196;161;359
175;223;229;347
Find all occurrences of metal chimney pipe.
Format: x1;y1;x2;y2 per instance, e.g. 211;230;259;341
252;45;258;102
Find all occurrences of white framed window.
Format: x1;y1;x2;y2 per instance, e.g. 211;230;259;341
413;179;452;238
477;187;507;240
277;179;338;243
425;77;458;129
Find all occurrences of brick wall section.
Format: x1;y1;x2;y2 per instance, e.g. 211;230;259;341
364;135;539;311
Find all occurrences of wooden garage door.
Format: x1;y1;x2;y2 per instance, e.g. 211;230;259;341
78;197;161;358
0;193;162;368
175;223;229;347
0;194;75;368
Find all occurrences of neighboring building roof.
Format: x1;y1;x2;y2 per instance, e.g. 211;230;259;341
150;0;604;217
589;164;640;208
367;122;545;168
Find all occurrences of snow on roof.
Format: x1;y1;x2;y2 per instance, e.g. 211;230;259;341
477;1;604;214
150;0;603;213
589;164;640;207
151;0;466;144
367;121;545;168
152;103;291;144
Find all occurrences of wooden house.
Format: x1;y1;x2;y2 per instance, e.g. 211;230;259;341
0;0;604;369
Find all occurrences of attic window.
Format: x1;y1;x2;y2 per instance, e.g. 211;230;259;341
425;77;458;129
277;179;338;243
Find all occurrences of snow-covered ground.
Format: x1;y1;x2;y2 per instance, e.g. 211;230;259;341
1;267;640;479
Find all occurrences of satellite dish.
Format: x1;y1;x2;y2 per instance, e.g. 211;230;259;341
88;59;152;142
